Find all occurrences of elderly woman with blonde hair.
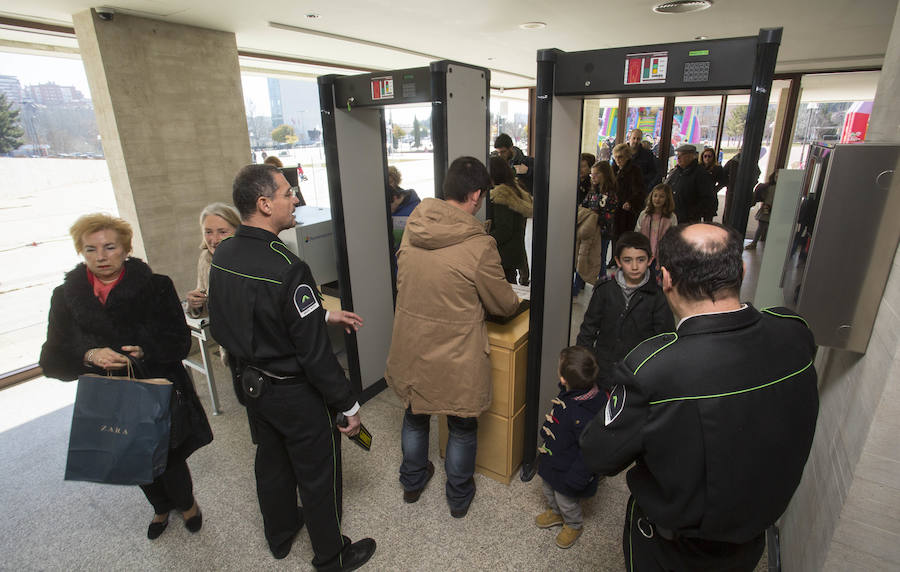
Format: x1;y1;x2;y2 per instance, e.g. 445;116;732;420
185;202;241;318
40;213;213;540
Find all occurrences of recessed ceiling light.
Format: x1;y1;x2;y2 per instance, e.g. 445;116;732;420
695;35;708;40
305;13;320;19
518;22;547;30
653;0;713;14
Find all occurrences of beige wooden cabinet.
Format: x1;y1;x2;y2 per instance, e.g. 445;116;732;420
440;310;529;484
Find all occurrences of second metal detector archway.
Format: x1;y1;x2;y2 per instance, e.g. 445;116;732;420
522;29;782;478
318;61;490;398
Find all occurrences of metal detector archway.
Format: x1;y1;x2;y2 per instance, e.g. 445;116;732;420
318;61;490;398
522;29;782;479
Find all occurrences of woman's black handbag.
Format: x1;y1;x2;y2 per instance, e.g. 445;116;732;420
64;359;172;485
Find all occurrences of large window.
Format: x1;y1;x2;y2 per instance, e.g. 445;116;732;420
386;106;435;199
670;95;722;158
241;73;333;207
240;73;435;204
625;97;665;157
0;51;117;377
788;71;880;169
491;89;530;154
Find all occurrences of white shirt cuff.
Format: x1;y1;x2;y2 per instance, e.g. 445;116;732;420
343;402;360;417
324;310;330;323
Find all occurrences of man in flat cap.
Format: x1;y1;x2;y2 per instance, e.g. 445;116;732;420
665;144;715;224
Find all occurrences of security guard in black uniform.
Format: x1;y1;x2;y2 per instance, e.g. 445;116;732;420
209;164;376;570
580;223;818;571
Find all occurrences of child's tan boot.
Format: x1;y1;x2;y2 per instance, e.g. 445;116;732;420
556;524;582;548
534;509;564;529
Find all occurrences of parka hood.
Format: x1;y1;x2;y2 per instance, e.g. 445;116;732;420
405;197;485;250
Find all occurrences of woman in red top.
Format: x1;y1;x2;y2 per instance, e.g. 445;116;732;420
40;213;212;540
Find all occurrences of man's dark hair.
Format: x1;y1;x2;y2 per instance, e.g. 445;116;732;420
233;164;280;219
489;155;516;186
494;133;513;150
443;156;492;203
580;153;596;168
657;223;743;302
558;346;599;391
614;231;652;259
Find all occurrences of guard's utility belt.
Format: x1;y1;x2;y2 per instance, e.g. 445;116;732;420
240;365;306;399
634;501;678;541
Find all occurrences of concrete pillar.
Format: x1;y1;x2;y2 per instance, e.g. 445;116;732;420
779;2;900;569
73;9;250;293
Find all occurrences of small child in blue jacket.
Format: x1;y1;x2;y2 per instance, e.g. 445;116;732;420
536;345;605;549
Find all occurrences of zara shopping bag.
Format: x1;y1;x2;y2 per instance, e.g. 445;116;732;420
64;361;173;485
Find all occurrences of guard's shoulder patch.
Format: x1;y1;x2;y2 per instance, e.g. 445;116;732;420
622;332;678;375
761;306;809;328
293;283;320;318
605;384;626;426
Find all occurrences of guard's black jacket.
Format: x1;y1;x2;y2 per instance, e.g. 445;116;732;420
208;224;355;411
580;305;819;544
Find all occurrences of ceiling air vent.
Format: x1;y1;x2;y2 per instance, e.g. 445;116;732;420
653;0;713;14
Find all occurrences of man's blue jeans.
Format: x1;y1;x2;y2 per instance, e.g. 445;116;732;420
399;407;477;511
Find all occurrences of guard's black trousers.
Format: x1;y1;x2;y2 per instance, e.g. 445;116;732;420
623;496;765;572
246;382;347;565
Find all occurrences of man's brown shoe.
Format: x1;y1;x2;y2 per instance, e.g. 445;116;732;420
403;461;434;503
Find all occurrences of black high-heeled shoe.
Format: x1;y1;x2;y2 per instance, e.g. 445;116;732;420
147;515;169;539
184;507;203;533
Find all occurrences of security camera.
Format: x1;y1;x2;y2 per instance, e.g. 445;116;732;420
96;7;115;21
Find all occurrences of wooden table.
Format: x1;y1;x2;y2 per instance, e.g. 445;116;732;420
439;309;529;484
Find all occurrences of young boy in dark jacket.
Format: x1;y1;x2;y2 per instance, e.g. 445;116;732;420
576;231;674;388
535;346;605;549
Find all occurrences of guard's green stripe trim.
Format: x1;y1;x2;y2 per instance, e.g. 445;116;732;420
269;241;292;264
623;332;674;363
631;333;679;375
649;360;814;405
323;402;343;566
628;497;635;571
761;307;809;329
210;263;281;284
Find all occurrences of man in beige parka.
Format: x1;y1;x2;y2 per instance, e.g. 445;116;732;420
385;156;521;518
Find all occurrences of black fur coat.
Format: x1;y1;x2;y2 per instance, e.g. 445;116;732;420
40;258;212;460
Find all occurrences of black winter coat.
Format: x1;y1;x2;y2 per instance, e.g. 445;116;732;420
576;274;674;386
613;161;646;237
580;305;819;544
631;145;660;192
489;183;533;271
538;383;605;497
668;160;715;223
40;258;213;461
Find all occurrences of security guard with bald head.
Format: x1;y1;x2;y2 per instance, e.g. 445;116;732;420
580;223;819;571
209;164;375;570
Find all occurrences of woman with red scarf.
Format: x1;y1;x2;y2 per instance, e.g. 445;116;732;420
40;213;212;541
